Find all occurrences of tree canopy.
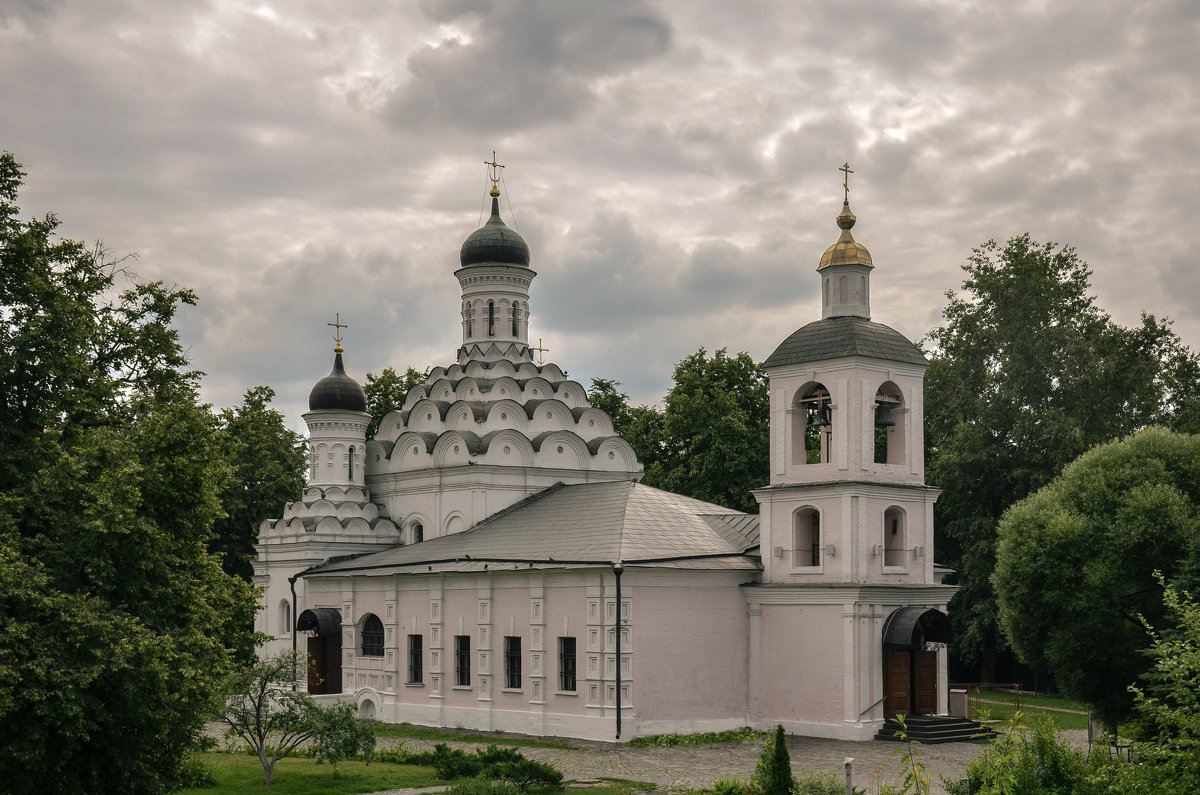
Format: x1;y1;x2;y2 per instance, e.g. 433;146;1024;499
591;348;768;513
993;427;1200;724
0;152;259;793
364;366;427;439
211;386;307;580
924;234;1200;680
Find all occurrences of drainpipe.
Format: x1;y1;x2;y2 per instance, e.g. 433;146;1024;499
289;574;299;689
613;561;624;740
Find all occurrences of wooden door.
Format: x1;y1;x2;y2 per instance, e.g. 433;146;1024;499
325;631;343;694
884;650;911;715
307;636;326;694
914;650;937;715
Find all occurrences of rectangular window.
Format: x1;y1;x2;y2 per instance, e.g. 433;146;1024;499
408;634;423;684
454;635;471;687
504;636;522;690
558;636;577;692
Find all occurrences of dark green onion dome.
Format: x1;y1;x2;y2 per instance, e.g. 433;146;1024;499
308;352;367;412
459;196;530;267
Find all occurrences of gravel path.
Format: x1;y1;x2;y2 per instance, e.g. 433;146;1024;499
364;729;1091;795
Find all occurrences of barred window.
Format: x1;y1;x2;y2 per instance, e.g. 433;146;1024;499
503;636;521;689
558;636;577;692
454;635;471;687
408;634;423;683
361;614;384;657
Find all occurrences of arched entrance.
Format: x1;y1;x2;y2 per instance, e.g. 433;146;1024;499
297;607;342;695
882;607;951;716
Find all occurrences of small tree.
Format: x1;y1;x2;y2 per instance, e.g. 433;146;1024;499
311;700;376;769
222;651;317;785
753;725;792;795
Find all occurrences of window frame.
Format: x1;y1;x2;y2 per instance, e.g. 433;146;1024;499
558;636;577;692
361;614;385;657
407;634;423;684
503;635;522;690
454;634;471;687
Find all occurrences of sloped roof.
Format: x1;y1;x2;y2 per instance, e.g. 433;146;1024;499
763;315;928;369
304;480;760;577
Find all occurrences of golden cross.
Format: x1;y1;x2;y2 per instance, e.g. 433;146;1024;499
485;151;505;194
533;338;550;366
327;313;347;352
839;162;854;203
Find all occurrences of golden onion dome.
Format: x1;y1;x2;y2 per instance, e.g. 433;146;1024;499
817;202;874;271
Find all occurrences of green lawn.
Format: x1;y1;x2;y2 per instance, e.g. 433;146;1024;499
178;751;441;795
967;691;1089;731
371;723;576;749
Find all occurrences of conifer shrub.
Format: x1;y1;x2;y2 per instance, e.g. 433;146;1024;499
793;769;841;795
752;725;793;795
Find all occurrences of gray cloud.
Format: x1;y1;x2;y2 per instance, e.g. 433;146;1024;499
1;0;1197;431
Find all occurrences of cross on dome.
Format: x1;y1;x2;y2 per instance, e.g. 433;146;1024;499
840;162;854;204
327;313;348;353
485;151;505;198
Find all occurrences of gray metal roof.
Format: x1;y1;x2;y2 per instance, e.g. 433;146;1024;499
762;316;928;369
304;480;760;577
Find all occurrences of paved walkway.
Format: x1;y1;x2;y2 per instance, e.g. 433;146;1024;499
366;729;1091;795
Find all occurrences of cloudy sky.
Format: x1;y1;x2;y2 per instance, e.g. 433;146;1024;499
3;0;1198;431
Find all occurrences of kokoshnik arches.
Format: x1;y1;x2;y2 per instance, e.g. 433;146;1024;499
252;159;955;742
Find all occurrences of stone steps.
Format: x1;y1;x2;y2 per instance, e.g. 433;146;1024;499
874;714;996;744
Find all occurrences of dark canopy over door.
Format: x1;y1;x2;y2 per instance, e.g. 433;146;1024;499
297;607;342;695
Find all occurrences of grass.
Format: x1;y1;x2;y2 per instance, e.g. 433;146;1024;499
372;723;576;749
967;689;1090;731
596;776;659;790
627;727;761;747
177;750;441;794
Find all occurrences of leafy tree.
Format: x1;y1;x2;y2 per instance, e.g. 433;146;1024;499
222;651;319;785
587;377;666;472
993;427;1200;724
310;700;376;769
924;234;1200;680
1124;576;1200;794
648;348;768;513
0;152;258;793
212;386;307;580
364;366;427;439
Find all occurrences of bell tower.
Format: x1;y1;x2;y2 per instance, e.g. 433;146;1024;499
746;167;954;740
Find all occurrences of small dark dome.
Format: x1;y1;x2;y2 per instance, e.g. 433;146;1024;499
459;197;530;267
309;352;367;412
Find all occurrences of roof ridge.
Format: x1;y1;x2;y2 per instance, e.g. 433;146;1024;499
464;481;569;535
615;480;637;563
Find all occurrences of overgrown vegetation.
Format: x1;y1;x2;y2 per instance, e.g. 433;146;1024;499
373;722;575;749
628;727;760;747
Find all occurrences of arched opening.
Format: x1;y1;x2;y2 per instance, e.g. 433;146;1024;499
791;383;832;465
488;301;495;336
883;608;952;717
296;608;342;695
279;599;291;636
873;382;905;465
839;275;848;303
511;303;519;336
792;506;821;567
358;699;376;720
823;278;829;307
411;522;424;544
348;445;355;480
884;506;907;567
465;302;472;337
360;614;384;657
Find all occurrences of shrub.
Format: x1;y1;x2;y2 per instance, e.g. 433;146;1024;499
714;778;748;795
793;769;841;795
490;758;565;791
944;716;1088;795
176;756;216;789
448;779;520;795
430;743;483;779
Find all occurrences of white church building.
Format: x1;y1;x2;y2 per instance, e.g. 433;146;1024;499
253;166;955;741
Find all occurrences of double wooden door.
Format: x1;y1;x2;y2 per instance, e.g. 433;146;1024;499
884;648;937;716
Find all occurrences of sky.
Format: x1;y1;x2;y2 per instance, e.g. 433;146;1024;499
3;0;1198;432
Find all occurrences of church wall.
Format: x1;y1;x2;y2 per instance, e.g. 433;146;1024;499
754;603;845;729
630;579;749;733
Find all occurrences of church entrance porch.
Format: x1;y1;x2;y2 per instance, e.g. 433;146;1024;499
881;607;951;717
297;607;342;695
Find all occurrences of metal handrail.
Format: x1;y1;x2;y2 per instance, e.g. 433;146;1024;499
858;695;886;719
